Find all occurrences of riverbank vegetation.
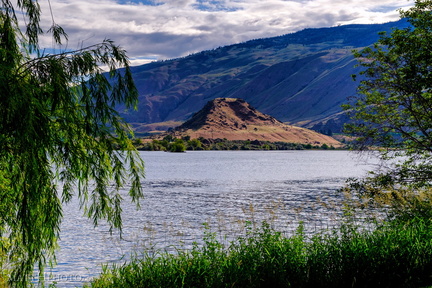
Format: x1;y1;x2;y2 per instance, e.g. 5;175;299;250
86;188;432;288
134;136;338;152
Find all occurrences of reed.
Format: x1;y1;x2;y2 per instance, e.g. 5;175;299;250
86;212;432;288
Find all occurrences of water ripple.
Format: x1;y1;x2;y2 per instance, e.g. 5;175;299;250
43;150;377;287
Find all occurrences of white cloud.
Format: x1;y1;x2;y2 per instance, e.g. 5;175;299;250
37;0;413;66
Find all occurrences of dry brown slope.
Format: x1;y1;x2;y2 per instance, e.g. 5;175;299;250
166;98;341;146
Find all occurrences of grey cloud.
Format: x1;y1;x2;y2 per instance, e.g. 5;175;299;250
194;25;214;32
301;10;358;27
38;0;411;63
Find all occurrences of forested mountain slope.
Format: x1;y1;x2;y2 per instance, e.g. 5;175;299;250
121;19;408;133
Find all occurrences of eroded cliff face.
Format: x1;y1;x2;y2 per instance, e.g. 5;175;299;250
161;98;341;146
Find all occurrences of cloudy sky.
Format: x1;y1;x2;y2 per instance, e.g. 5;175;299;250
38;0;413;66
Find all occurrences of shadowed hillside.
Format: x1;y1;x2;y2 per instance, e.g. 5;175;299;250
120;19;408;132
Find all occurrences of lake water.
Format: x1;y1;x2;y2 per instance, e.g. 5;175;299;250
40;150;378;287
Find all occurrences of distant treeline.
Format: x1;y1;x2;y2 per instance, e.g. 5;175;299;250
134;136;339;152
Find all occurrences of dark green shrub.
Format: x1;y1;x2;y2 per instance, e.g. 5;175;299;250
169;139;186;152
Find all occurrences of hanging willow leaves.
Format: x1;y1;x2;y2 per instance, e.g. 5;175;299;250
0;0;145;286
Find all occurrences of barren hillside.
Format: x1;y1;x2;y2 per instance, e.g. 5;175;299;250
162;98;341;146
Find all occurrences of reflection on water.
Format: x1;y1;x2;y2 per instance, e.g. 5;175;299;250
44;150;377;287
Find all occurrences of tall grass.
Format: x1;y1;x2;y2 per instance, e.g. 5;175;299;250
86;214;432;288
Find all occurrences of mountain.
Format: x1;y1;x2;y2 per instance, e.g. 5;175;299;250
160;98;341;146
120;19;409;132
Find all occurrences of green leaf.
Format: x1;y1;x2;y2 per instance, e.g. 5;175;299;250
0;1;144;287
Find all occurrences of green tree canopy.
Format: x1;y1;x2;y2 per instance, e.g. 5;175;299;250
0;1;145;286
345;0;432;188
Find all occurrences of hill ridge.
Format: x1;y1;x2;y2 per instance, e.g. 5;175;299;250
179;98;282;130
121;19;409;133
166;98;341;146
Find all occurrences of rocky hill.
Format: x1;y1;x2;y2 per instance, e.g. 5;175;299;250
120;19;409;134
161;98;341;146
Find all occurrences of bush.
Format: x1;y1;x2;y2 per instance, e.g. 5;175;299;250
169;139;186;152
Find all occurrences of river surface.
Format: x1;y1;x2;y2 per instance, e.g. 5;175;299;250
39;150;378;287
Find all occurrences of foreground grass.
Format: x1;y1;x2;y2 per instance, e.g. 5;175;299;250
86;217;432;288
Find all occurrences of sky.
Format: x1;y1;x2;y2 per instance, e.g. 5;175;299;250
38;0;414;66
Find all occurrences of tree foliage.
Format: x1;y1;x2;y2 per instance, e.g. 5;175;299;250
0;1;144;286
344;0;432;188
